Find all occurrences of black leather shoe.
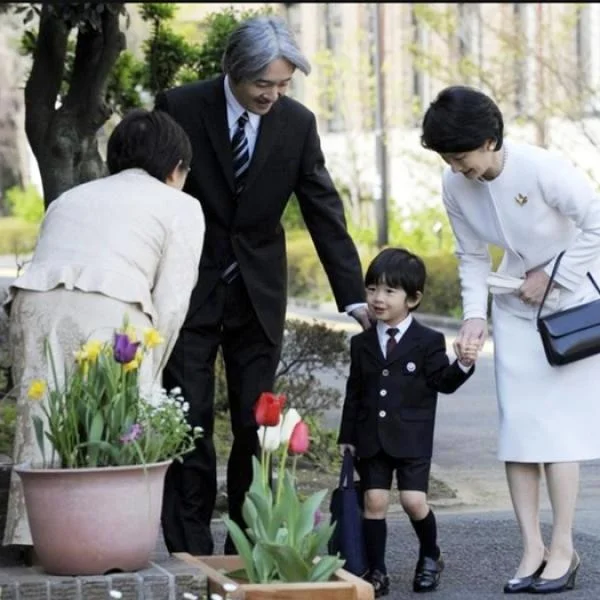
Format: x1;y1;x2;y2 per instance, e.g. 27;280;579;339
503;561;547;594
529;553;581;594
369;569;390;598
413;554;445;592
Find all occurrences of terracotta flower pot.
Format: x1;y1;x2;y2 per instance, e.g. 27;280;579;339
14;460;171;576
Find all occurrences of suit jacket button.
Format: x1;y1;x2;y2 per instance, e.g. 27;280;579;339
382;369;389;376
379;410;386;418
379;389;387;397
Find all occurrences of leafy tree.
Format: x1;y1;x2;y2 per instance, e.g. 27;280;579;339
13;3;127;207
13;2;271;208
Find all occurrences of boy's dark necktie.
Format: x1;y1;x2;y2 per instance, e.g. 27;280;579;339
232;111;250;194
386;327;399;357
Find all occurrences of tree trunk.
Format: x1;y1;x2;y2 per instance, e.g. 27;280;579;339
24;4;125;208
0;13;29;215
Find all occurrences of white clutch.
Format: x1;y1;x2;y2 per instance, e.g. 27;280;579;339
486;273;524;295
487;272;560;303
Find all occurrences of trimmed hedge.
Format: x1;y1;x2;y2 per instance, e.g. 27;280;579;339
286;232;505;318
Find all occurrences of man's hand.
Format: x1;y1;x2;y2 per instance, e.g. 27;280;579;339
518;270;552;306
453;318;487;363
350;306;373;331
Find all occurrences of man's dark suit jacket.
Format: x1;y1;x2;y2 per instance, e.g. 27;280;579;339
154;76;365;345
338;319;474;459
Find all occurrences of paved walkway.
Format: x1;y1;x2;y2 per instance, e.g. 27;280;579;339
204;508;600;600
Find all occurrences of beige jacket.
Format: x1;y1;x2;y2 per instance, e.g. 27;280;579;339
4;168;205;365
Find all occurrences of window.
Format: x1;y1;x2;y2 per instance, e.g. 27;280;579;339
457;3;482;84
283;3;304;105
513;3;528;117
323;3;344;133
411;6;430;123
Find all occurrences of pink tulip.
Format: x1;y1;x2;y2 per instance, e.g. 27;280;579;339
289;421;309;454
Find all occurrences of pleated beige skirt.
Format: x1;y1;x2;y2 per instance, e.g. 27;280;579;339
4;288;156;546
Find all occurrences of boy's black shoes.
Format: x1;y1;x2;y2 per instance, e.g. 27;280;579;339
413;554;445;592
369;569;390;597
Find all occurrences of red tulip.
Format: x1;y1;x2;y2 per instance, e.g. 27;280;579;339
289;421;310;454
254;392;286;427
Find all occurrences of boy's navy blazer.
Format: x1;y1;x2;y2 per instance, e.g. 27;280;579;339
338;318;474;459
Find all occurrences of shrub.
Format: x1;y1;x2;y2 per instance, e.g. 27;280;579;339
213;318;350;474
0;217;39;255
5;185;44;224
286;231;333;302
419;253;462;317
0;402;16;457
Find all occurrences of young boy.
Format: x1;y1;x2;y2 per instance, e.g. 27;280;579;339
337;247;479;597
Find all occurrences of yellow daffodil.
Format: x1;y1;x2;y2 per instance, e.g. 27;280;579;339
74;349;89;364
82;340;103;362
123;348;143;373
27;380;46;400
123;359;140;373
143;328;164;349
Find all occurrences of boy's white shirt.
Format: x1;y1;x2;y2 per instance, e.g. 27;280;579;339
376;315;471;372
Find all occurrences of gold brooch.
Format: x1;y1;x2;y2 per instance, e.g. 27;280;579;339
515;193;528;206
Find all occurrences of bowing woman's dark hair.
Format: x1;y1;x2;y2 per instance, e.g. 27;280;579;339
365;247;426;311
107;108;192;182
421;85;504;154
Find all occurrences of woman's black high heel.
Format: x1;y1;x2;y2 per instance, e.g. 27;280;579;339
529;552;581;594
503;560;547;594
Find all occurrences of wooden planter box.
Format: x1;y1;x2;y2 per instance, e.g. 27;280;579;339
175;553;375;600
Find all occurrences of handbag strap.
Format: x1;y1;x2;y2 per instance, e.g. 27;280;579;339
537;251;565;322
339;449;354;489
536;251;600;322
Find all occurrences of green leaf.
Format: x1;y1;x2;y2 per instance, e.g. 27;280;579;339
246;490;274;535
252;542;276;583
308;555;346;582
302;523;338;562
32;415;46;466
87;411;105;466
294;488;328;544
260;543;310;582
279;471;301;545
241;495;260;536
222;516;258;583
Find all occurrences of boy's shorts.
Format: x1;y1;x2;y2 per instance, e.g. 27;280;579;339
357;451;432;493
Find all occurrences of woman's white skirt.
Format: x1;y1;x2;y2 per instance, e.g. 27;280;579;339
4;288;155;546
492;300;600;463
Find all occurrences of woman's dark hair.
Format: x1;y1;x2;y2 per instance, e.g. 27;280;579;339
421;85;504;154
365;247;426;311
107;108;192;181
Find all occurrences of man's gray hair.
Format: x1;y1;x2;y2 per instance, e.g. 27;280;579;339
222;15;311;82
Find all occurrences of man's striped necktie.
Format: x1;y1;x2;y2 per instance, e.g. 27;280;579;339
232;112;250;194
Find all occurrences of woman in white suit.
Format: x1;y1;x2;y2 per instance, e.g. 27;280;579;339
3;109;205;551
421;86;600;594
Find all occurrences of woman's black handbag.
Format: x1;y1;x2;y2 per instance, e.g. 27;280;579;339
537;251;600;366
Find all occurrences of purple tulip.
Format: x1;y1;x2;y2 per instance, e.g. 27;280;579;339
120;423;143;444
113;333;140;364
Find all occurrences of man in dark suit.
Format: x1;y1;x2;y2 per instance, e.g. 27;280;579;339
338;248;477;596
154;15;370;556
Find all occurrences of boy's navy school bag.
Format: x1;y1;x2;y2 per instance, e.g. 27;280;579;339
327;449;369;577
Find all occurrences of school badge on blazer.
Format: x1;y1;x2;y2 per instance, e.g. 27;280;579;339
515;193;528;206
